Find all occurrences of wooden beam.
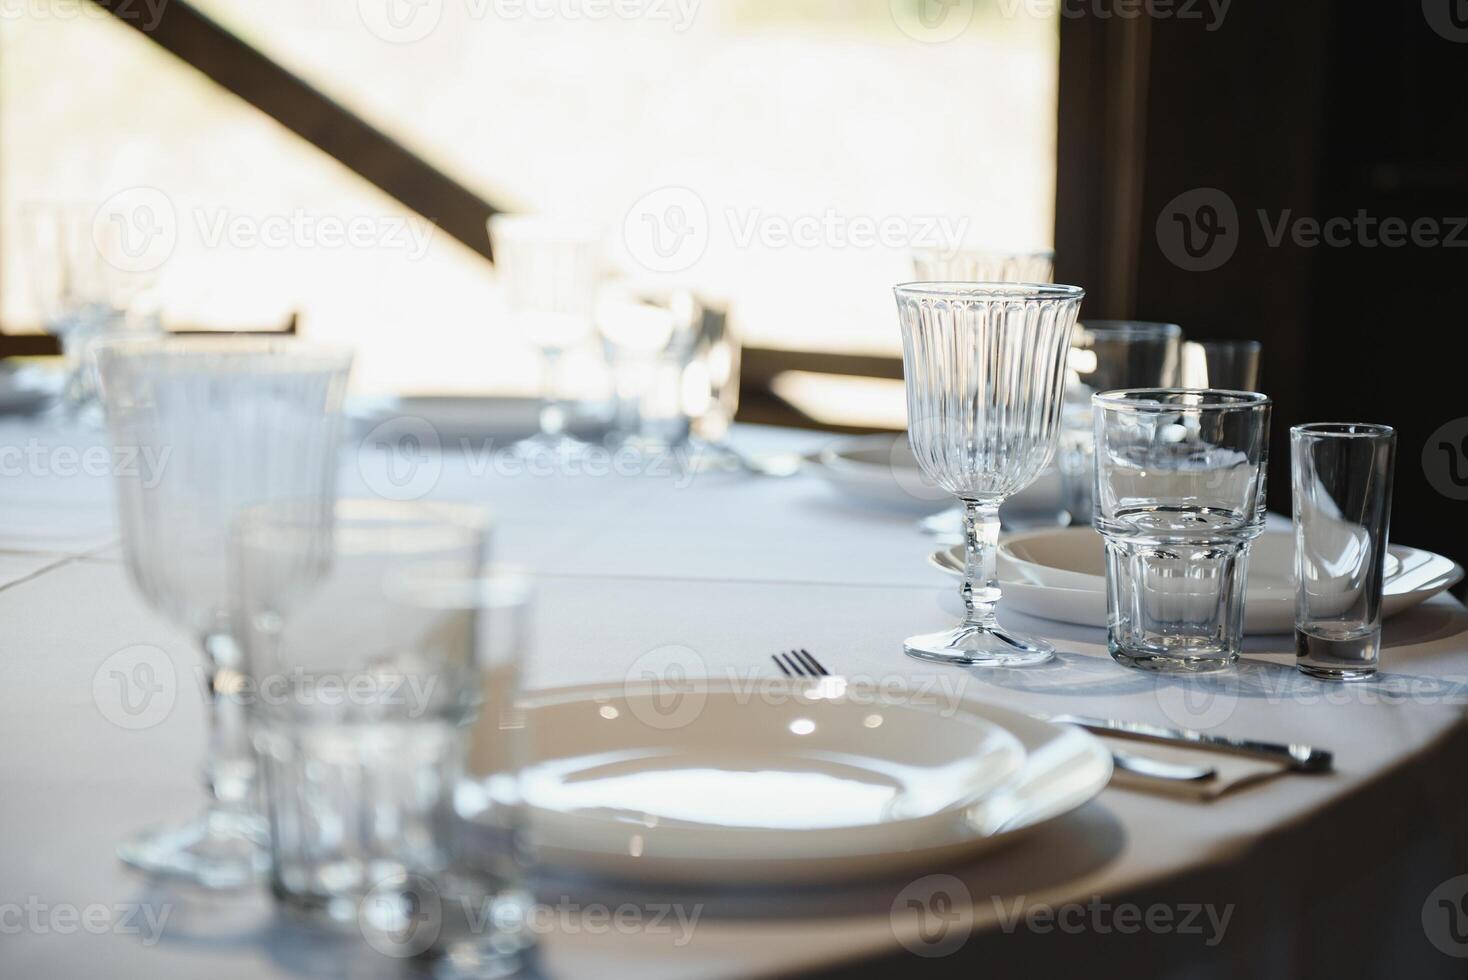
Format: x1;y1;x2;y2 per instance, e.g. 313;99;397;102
86;0;500;262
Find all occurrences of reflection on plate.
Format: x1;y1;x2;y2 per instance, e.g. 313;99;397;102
474;680;1109;884
932;527;1463;634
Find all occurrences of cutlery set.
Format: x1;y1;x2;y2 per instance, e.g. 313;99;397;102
770;650;1333;788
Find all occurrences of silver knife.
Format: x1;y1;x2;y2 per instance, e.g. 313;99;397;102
1043;714;1334;774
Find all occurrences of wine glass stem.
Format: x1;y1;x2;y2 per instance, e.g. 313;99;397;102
200;633;256;817
961;500;1003;628
540;349;567;438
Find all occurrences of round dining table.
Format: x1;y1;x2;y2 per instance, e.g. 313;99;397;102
3;412;1468;979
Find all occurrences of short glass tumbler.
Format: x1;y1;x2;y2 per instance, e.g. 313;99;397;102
897;282;1084;666
1291;423;1396;680
1093;390;1271;672
232;500;492;923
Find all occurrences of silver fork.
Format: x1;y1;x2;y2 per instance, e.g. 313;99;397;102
771;649;829;677
772;649;1217;784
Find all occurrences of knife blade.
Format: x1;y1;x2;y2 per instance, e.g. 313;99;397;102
1043;713;1334;773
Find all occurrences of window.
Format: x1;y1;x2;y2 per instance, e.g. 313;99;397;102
1;0;1058;404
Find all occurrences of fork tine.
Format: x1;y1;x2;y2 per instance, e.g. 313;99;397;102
795;648;829;676
771;653;794;677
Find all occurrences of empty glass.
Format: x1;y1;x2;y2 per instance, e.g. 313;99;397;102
913;247;1056;539
911;246;1055;283
1291;424;1396;680
20;202;162;413
1058;321;1184;524
487;215;603;457
1094;390;1271;672
232;500;493;920
896;282;1085;666
1181;339;1263;391
96;337;353;887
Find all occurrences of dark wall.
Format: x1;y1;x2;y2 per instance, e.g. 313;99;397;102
1124;2;1468;580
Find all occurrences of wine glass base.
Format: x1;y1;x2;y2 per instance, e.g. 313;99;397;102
905;624;1055;667
118;809;269;889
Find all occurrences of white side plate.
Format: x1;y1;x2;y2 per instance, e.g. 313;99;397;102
933;527;1463;634
811;434;1062;519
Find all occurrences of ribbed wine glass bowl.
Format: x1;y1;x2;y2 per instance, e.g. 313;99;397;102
896;282;1085;666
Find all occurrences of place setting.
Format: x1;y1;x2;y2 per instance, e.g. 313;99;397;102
8;10;1468;976
51;255;1410;970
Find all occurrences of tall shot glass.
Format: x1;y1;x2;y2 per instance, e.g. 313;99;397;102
1093;390;1271;672
1291;423;1396;680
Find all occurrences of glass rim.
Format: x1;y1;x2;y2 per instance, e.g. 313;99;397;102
894;281;1084;301
1092;387;1271;411
1078;320;1183;340
92;334;354;370
1195;338;1263;353
1291;422;1396;440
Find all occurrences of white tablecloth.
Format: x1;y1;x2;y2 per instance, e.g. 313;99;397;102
3;415;1467;979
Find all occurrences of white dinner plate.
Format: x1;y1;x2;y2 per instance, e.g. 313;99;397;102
811;434;1062;520
491;680;1109;884
935;527;1463;634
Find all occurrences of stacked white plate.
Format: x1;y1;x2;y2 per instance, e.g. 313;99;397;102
932;527;1463;634
469;680;1111;884
809;433;1063;522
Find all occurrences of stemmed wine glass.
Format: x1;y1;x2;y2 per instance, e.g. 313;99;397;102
896;282;1084;666
96;337;353;887
910;247;1055;539
487;214;603;457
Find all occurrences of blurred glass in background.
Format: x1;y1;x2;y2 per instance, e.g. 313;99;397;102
0;0;1058;431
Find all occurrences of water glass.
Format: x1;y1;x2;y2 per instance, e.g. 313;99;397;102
20;202;162;413
96;337;353;887
1181;339;1263;391
897;282;1084;666
1093;389;1271;672
232;501;495;921
1291;423;1396;680
487;215;603;456
1058;321;1184;524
